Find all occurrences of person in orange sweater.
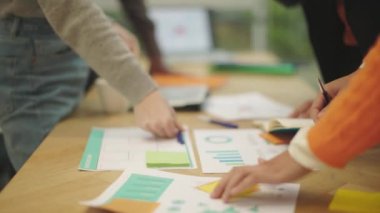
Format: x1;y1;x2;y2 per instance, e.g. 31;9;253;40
211;37;380;202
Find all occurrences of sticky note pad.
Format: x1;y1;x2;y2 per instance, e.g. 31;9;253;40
146;151;190;168
101;199;159;213
197;181;259;198
329;189;380;213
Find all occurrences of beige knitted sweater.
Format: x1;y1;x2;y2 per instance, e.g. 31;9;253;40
0;0;157;105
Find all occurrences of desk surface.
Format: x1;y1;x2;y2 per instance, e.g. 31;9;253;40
1;68;380;213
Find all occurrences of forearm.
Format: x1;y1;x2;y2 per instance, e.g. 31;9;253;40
290;39;380;168
37;0;157;105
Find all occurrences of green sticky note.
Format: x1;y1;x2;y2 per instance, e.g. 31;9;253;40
329;189;380;213
113;174;173;202
146;151;190;168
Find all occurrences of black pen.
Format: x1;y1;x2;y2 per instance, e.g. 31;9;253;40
317;78;332;106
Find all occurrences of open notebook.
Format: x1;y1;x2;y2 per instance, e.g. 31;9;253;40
253;118;314;134
253;118;314;145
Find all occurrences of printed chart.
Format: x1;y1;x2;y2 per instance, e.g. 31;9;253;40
82;169;300;213
79;128;196;171
194;129;288;173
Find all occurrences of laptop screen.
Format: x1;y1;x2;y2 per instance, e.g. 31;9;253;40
148;7;213;55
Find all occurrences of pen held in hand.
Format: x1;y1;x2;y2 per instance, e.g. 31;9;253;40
176;131;185;145
198;115;238;128
317;78;332;106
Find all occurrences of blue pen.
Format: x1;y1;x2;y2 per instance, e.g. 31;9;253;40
199;115;238;129
176;131;185;145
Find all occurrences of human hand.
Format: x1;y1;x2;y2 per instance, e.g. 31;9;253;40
133;90;183;138
309;74;352;121
112;22;140;56
289;100;313;118
210;151;310;203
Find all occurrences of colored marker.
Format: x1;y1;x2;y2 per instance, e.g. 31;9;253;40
199;115;238;129
176;131;184;145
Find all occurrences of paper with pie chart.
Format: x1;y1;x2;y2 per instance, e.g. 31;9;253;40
194;129;288;173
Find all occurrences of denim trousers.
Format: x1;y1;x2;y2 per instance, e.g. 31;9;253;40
0;16;89;185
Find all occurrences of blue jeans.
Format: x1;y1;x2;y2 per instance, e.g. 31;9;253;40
0;16;88;177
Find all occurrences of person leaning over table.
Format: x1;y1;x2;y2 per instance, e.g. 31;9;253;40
211;37;380;202
0;0;182;189
285;0;380;118
84;0;176;92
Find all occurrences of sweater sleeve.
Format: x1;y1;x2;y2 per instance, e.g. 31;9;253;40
37;0;157;105
289;37;380;168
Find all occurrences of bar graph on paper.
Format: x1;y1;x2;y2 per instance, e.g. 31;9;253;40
206;150;244;166
194;129;288;173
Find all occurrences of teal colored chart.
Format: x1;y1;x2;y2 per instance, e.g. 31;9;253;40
112;173;173;202
79;128;104;170
206;150;244;166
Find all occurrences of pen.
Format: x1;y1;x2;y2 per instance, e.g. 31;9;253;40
199;115;238;129
317;78;332;106
176;131;184;145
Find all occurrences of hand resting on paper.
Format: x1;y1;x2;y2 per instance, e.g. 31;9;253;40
134;90;183;138
210;151;310;203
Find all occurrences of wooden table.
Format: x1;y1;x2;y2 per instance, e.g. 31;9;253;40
1;67;379;213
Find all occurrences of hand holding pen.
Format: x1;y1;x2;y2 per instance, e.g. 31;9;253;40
310;78;333;121
317;78;332;106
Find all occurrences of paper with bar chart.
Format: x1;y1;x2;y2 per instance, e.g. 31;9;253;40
81;169;300;213
194;129;288;173
79;127;196;171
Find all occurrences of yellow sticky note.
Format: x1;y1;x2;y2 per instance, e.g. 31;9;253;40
101;199;159;213
329;189;380;213
197;181;259;198
146;151;190;168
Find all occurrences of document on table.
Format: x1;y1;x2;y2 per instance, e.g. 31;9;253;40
81;169;300;213
193;129;288;173
203;92;293;120
79;128;196;171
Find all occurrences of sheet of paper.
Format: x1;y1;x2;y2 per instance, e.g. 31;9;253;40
146;151;190;168
79;128;196;171
329;188;380;213
204;92;293;121
197;180;259;198
193;129;288;173
81;169;300;213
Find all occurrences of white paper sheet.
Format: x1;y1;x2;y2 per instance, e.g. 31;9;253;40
193;129;288;173
79;128;197;171
203;92;293;121
81;169;300;213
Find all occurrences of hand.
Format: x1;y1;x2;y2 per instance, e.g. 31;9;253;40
289;100;313;118
133;90;183;138
112;22;140;56
309;74;353;121
211;151;311;203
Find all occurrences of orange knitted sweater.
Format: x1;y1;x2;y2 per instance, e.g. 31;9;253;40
308;37;380;168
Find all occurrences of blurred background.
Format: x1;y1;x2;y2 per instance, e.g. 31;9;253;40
94;0;319;88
